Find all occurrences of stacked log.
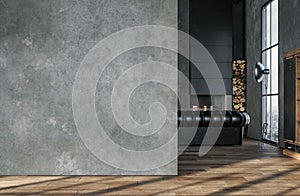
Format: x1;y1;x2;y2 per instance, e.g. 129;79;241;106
233;60;246;112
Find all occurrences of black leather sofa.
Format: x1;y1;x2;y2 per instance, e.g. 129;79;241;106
178;110;250;146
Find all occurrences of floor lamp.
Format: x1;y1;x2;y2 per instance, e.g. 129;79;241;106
254;62;270;141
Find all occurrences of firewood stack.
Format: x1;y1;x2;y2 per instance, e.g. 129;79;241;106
232;60;246;112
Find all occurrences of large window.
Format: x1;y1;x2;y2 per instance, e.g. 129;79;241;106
261;0;279;142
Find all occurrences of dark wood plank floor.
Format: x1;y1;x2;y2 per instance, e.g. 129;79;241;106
1;139;300;195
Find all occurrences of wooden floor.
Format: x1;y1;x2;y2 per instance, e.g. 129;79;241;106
1;139;300;195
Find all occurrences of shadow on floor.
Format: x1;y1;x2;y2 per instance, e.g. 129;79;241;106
0;138;298;195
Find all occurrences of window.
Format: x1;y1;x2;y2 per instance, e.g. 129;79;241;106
261;0;279;142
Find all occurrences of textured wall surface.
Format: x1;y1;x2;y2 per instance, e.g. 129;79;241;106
0;0;178;175
245;0;269;141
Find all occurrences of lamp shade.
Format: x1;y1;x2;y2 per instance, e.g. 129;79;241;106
255;62;270;83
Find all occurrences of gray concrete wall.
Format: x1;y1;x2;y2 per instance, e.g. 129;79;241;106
0;0;178;175
245;0;300;147
245;0;268;141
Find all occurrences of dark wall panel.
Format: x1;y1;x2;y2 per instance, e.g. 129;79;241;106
233;0;245;60
191;79;232;95
189;0;233;96
190;95;212;106
190;0;232;31
178;0;190;110
190;62;233;79
190;0;233;15
190;46;232;63
190;16;232;30
190;30;232;46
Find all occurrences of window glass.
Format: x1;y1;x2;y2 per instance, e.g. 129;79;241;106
262;50;271;95
266;4;271;48
271;96;279;142
271;0;278;46
262;96;271;136
261;0;278;143
271;46;278;94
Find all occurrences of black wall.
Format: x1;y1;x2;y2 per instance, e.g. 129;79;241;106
189;0;233;99
188;0;244;108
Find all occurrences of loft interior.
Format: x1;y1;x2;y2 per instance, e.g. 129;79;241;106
1;0;300;195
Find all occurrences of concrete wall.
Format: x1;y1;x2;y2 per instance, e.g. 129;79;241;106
245;0;268;141
0;0;178;175
245;0;300;147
